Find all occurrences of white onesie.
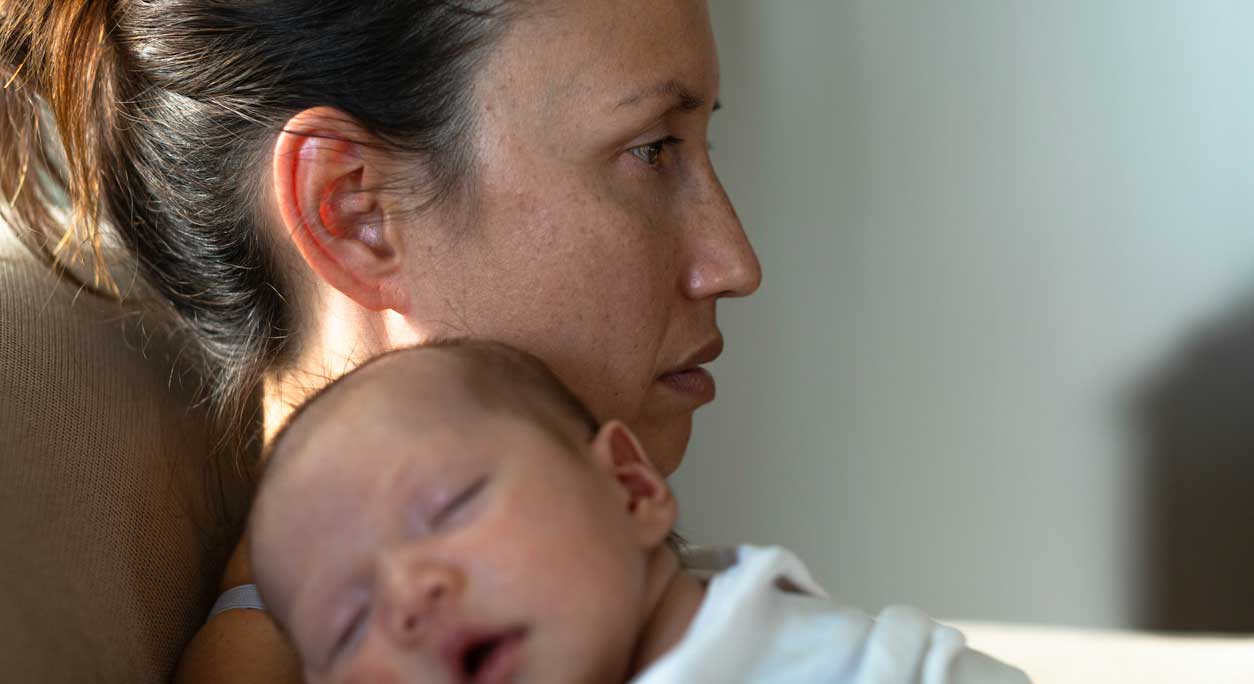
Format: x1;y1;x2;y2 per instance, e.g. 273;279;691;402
632;545;1031;684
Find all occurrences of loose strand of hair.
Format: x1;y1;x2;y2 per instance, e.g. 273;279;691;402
1;0;123;297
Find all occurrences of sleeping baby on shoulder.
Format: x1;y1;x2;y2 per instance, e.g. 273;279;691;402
248;341;1031;684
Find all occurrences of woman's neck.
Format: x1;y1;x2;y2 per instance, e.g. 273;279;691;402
628;548;708;677
261;298;423;445
263;372;321;445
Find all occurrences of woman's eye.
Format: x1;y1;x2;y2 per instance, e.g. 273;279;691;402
629;136;683;169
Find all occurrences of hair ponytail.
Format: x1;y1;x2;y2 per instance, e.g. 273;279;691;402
1;0;121;292
2;1;514;463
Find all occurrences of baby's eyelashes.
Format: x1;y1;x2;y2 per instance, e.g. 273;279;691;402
320;587;372;672
428;475;490;531
331;605;370;667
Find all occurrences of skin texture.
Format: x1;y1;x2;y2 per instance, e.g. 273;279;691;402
250;351;706;684
176;2;758;682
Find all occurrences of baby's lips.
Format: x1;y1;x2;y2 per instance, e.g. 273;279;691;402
441;625;528;684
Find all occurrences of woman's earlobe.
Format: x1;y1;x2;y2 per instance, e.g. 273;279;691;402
271;107;405;312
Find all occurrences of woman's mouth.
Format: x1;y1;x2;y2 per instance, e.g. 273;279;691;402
659;367;716;404
658;337;722;405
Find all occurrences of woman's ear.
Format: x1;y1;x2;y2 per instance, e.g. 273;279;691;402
590;420;678;548
272;107;407;312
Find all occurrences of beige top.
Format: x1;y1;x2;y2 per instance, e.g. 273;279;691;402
1;241;251;683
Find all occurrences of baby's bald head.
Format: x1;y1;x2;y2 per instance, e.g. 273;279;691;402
251;342;604;623
266;341;601;481
247;342;687;682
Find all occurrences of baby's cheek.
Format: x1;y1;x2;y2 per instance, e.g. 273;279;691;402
336;658;405;684
331;636;430;684
486;497;646;680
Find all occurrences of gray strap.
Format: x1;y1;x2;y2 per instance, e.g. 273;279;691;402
208;583;267;619
680;545;739;581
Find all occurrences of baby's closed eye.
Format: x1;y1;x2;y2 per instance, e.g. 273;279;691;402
428;475;490;531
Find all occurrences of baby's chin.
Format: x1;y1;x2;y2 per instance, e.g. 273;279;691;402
522;629;646;684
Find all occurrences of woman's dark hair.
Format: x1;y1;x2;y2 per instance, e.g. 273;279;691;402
0;0;514;453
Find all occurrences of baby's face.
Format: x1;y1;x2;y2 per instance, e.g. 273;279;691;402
253;411;658;684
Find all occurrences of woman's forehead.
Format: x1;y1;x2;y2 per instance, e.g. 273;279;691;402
488;0;718;117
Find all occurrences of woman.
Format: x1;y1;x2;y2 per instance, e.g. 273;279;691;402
1;0;759;681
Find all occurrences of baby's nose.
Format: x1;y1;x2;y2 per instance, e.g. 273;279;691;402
380;556;464;647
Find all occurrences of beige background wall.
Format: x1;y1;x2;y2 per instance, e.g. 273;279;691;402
673;0;1254;629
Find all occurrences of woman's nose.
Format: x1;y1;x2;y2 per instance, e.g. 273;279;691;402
682;174;763;301
377;554;464;647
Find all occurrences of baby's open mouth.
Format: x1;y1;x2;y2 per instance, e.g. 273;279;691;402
449;627;528;684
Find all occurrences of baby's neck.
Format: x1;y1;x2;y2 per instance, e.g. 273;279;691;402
626;548;708;678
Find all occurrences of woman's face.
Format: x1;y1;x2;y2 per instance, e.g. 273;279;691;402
397;0;760;474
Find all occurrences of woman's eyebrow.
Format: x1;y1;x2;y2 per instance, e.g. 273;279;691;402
613;78;719;114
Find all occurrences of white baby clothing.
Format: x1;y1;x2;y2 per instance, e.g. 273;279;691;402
632;545;1030;684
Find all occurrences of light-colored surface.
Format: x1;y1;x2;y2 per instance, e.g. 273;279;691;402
957;622;1254;684
674;0;1254;628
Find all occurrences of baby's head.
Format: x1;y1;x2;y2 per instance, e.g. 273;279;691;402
250;341;682;684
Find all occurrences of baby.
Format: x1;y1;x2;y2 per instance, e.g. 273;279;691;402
249;341;1030;684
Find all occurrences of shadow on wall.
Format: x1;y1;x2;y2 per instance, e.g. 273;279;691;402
1133;299;1254;632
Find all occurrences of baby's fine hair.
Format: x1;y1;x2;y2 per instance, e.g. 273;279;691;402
265;340;602;473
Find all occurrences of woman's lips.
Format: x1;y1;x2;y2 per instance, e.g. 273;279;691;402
659;367;716;404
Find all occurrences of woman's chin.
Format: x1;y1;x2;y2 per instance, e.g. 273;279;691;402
632;413;693;477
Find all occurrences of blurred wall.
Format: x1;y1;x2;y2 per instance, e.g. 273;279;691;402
674;0;1254;629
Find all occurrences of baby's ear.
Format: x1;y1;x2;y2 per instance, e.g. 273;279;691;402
590;420;677;548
